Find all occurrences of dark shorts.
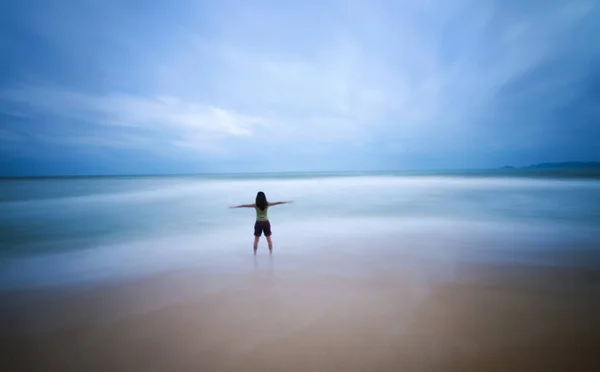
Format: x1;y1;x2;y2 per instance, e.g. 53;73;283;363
254;220;272;237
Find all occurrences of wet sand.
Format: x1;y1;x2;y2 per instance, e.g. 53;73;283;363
1;257;599;372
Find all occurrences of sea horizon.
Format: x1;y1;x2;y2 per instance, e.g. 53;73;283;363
2;163;600;180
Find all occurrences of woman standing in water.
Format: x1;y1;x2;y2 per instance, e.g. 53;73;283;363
229;192;293;254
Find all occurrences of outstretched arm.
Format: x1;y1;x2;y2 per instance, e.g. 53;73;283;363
268;200;294;206
228;203;256;209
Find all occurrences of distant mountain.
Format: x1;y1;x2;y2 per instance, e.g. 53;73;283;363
523;162;600;169
499;162;600;170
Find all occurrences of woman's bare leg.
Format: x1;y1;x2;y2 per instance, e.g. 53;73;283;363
253;236;260;254
266;236;273;253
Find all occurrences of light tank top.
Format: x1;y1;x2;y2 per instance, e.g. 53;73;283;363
255;205;269;221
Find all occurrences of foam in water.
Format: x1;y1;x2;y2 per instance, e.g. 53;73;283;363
1;175;599;290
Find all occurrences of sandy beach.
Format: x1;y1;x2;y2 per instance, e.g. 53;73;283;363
2;174;599;371
2;254;599;372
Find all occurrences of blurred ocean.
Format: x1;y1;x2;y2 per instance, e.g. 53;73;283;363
1;171;599;290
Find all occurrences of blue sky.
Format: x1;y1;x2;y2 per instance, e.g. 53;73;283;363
1;0;599;175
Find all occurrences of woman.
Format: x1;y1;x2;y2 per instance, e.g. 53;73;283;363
229;191;293;254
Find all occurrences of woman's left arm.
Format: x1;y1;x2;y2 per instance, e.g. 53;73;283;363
268;201;294;206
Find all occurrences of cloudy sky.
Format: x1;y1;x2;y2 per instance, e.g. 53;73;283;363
0;0;598;175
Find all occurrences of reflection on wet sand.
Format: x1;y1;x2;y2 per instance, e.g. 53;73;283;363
1;255;598;371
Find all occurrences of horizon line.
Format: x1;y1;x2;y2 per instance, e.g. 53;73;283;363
2;162;600;180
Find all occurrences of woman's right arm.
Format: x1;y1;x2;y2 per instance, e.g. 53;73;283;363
229;203;256;209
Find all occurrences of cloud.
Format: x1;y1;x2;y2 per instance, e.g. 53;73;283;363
1;0;599;173
2;86;263;135
148;37;402;144
150;0;598;153
1;85;270;155
0;128;24;142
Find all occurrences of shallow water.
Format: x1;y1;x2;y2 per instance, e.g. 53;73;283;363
1;173;599;289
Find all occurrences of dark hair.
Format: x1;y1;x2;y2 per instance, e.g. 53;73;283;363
256;191;268;211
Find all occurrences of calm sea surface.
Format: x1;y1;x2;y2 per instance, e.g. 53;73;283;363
1;171;599;289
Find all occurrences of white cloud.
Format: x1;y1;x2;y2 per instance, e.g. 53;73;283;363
1;86;263;136
204;42;398;141
2;0;597;164
0;86;270;154
152;0;591;151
